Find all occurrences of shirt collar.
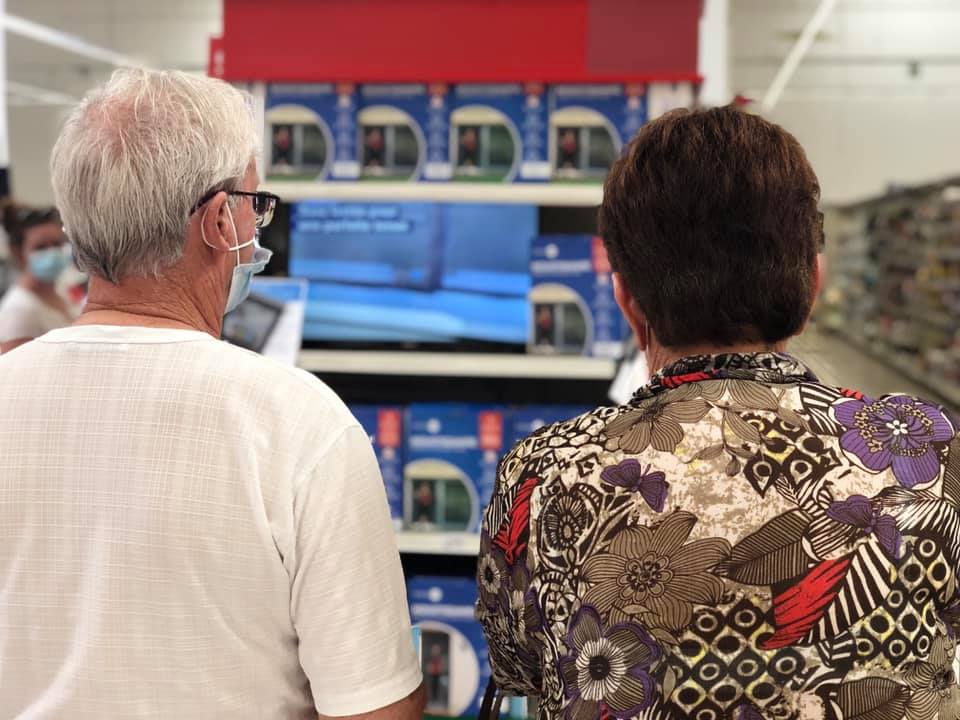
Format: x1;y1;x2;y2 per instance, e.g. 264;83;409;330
633;352;820;403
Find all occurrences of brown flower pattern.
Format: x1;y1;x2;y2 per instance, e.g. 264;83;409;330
582;511;729;638
477;352;960;720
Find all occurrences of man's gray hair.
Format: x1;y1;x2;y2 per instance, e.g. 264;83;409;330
50;68;259;283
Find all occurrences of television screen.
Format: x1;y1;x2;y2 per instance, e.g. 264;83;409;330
285;201;537;346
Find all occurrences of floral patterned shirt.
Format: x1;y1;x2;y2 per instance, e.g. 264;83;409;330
477;353;960;720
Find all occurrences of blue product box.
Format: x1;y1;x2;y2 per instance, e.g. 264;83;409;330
510;405;593;447
408;576;490;719
426;83;550;182
351;405;405;531
529;234;627;358
647;81;698;121
359;83;439;181
265;83;359;181
405;404;506;533
548;83;647;180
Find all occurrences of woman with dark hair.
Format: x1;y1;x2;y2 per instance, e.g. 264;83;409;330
478;106;960;719
0;205;73;352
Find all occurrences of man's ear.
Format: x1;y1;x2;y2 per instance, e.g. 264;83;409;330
198;191;234;252
613;272;650;351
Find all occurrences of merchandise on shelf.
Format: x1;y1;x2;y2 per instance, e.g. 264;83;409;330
822;180;960;406
646;81;698;121
426;83;549;183
509;404;592;446
547;83;646;181
264;83;360;181
408;576;491;719
404;404;505;533
528;234;626;358
358;84;435;182
282;200;535;346
351;405;405;530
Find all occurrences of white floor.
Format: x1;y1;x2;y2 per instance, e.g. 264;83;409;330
790;324;943;407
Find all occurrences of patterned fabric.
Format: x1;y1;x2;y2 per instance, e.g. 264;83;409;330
477;353;960;720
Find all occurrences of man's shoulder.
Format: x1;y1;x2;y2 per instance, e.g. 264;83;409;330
213;342;354;423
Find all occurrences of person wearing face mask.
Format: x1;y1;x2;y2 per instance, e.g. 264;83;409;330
0;205;75;352
0;69;424;720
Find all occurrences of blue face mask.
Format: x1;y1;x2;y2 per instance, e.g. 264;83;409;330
225;241;272;314
202;202;273;316
28;246;70;284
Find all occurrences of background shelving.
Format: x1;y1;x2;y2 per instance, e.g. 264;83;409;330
820;179;960;409
262;180;604;207
298;349;616;380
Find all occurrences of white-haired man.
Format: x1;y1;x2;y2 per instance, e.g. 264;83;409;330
0;69;424;719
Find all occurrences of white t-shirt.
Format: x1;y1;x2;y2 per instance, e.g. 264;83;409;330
0;325;421;718
0;285;72;343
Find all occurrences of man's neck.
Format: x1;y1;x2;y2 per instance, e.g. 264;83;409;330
78;275;222;337
646;340;787;377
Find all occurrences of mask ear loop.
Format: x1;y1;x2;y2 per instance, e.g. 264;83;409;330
200;197;255;267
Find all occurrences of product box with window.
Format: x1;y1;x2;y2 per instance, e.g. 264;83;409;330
424;83;550;183
647;81;698;121
509;405;593;447
547;83;647;181
264;83;360;181
351;405;405;531
408;576;491;719
529;235;626;358
358;84;438;181
404;404;505;533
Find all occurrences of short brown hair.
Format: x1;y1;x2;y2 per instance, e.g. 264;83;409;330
599;106;822;348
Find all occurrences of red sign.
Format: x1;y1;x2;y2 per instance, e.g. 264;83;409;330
216;0;703;84
478;411;504;452
377;409;403;449
591;236;613;274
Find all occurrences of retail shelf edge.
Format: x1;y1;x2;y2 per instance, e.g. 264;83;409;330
262;181;604;207
298;349;617;379
396;531;480;556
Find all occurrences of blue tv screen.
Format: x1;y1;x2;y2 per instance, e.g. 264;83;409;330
287;201;537;345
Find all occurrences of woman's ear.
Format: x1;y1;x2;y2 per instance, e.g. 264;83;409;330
612;272;650;351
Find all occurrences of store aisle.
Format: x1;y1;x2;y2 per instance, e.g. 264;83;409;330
792;324;950;408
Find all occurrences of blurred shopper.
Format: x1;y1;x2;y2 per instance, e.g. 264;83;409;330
0;69;423;720
478;107;960;719
0;205;73;352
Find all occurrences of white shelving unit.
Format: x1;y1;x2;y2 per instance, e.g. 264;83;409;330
396;531;480;557
263;180;603;207
298;349;616;380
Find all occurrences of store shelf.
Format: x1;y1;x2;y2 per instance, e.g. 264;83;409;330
263;180;604;207
298;349;617;379
845;333;960;409
397;531;480;556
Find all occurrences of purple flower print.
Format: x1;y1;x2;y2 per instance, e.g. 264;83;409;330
559;605;661;720
826;495;902;559
600;460;670;513
835;395;954;488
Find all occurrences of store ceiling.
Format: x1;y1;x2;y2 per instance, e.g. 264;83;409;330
5;0;220;103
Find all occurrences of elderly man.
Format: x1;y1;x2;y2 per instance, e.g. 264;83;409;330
0;69;423;719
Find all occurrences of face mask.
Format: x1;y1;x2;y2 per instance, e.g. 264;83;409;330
202;202;273;316
28;246;70;284
225;240;272;314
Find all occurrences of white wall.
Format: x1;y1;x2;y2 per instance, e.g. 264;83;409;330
5;0;221;204
732;0;960;204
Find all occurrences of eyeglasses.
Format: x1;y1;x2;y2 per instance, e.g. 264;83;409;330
192;189;280;228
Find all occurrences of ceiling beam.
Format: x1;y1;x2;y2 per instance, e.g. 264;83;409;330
7;80;78;106
1;13;149;69
761;0;839;113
